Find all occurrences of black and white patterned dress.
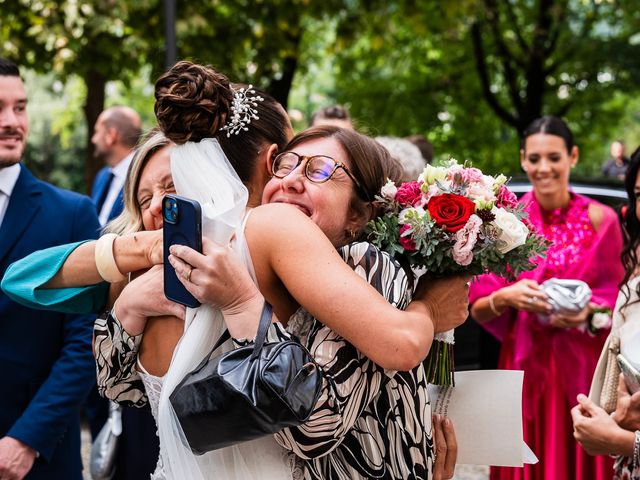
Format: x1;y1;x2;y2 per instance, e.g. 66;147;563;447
94;242;434;480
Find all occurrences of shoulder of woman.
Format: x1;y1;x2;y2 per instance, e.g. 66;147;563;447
248;203;323;236
245;204;337;260
586;199;617;232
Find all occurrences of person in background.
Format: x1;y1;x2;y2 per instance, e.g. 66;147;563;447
91;106;142;227
602;140;630;180
88;106;161;480
375;136;427;182
309;105;354;129
406;134;434;164
469;116;624;480
572;147;640;480
0;57;99;480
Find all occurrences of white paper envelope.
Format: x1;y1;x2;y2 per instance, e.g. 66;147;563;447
428;370;538;467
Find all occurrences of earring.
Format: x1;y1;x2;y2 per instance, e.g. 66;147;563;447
348;229;356;239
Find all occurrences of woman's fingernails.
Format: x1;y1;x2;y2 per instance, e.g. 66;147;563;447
168;254;175;265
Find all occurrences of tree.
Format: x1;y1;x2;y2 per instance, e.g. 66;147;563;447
471;0;640;134
316;0;640;173
0;0;164;190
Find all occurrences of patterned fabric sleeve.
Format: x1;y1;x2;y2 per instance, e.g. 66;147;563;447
94;310;148;408
274;242;411;460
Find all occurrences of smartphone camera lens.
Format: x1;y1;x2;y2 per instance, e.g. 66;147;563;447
163;197;179;224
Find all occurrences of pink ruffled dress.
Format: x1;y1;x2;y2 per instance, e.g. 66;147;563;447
470;192;624;480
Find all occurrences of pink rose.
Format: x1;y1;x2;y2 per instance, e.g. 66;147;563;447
395;181;424;207
496;185;519;209
452;214;482;266
399;224;417;251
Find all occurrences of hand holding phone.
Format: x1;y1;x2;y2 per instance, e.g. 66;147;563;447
163;194;202;308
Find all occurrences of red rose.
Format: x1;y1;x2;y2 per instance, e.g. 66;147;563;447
399;224;417;251
427;193;475;232
395;181;423;207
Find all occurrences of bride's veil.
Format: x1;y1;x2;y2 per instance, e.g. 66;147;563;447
156;139;292;479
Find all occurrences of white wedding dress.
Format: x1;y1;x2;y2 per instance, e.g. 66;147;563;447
149;139;293;480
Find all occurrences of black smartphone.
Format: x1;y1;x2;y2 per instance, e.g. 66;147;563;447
617;354;640;395
163;194;203;308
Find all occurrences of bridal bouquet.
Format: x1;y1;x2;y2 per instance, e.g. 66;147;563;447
366;160;547;385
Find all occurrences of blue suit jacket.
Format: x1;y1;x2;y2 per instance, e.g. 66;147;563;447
0;165;100;479
91;166;124;223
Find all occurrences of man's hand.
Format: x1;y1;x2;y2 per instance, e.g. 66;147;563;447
0;437;37;480
414;275;470;333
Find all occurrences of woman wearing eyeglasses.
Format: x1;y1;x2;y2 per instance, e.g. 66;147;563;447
3;62;465;480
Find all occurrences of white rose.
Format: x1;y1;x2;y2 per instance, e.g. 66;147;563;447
591;312;612;330
420;165;448;186
380;179;398;200
492;207;529;253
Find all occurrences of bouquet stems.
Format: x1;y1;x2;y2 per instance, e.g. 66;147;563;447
424;330;455;386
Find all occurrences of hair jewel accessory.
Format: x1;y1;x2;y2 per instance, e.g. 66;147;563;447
221;85;264;137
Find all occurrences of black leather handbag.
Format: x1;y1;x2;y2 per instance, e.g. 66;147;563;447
170;302;323;454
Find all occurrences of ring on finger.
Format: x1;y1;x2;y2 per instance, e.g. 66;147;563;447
185;265;193;283
528;296;537;303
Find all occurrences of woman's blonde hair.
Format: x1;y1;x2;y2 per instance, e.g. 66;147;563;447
104;130;172;235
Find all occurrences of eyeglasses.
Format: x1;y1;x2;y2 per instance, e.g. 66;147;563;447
271;151;370;200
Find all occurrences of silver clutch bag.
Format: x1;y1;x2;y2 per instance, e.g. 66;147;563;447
540;278;592;315
90;402;122;480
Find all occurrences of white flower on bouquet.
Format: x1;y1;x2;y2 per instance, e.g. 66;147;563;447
591;312;612;330
420;165;448;186
492;173;508;192
492;207;529;253
380;179;398;200
398;206;426;225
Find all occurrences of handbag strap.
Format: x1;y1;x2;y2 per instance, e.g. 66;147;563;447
251;301;273;360
195;301;274;369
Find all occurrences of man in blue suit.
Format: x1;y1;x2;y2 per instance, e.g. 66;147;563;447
86;105;141;440
0;59;100;479
91;106;141;227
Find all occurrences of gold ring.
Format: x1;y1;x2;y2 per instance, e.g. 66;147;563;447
186;266;192;283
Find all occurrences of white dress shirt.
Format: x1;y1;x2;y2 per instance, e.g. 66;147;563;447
99;152;133;227
0;164;21;230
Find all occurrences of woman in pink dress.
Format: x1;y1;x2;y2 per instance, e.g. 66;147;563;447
470;116;624;480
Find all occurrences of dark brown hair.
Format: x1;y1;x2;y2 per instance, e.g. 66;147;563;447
285;125;403;211
0;58;20;77
521;115;574;153
620;146;640;310
154;61;290;183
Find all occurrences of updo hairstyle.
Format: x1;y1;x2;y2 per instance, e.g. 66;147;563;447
521;115;574;153
154;61;290;183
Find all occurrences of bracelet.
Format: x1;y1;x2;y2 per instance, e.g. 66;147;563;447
634;430;640;470
488;293;503;317
95;233;126;283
